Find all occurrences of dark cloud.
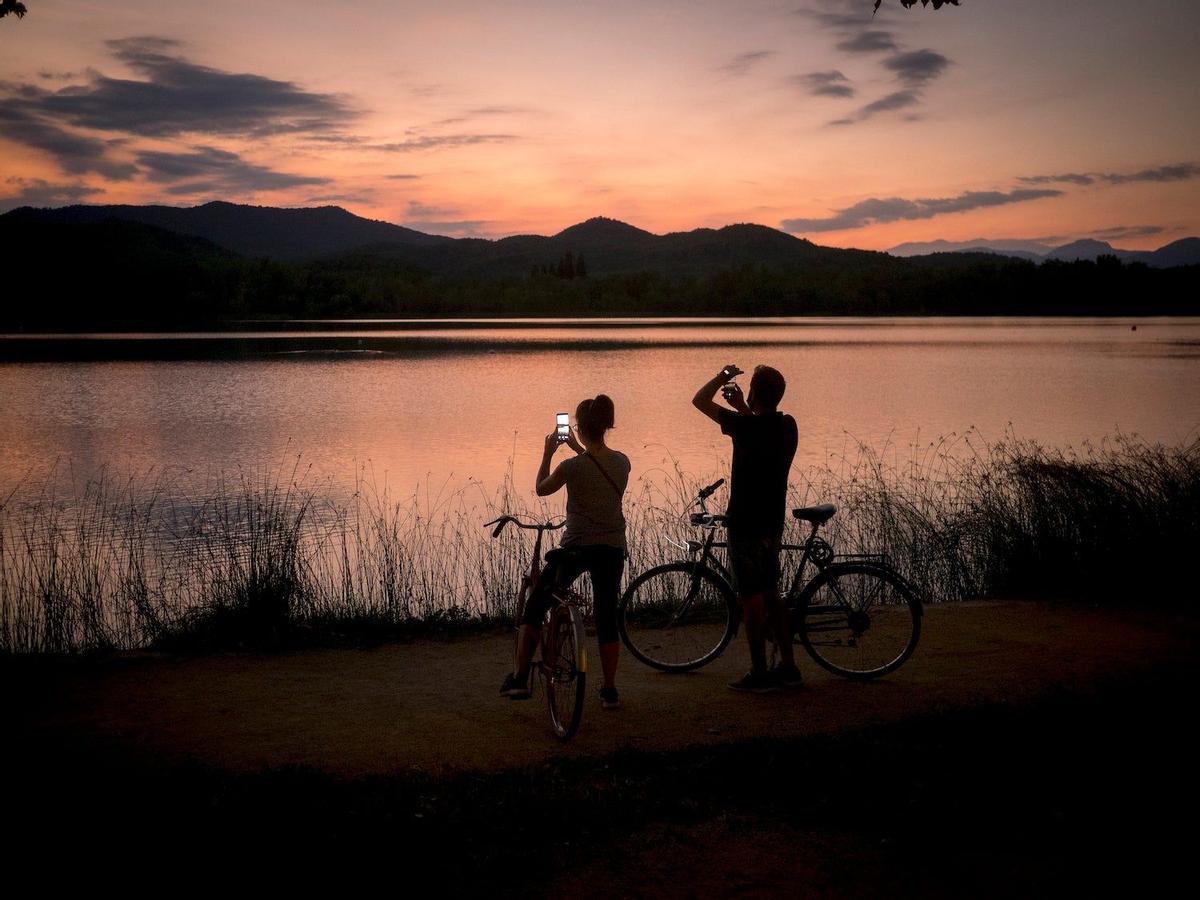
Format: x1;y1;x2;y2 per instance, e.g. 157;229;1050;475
1019;163;1200;187
12;36;355;140
1019;172;1096;186
403;219;491;237
781;188;1063;233
1093;224;1166;240
717;51;776;77
797;0;953;127
0;104;137;179
404;200;459;218
798;11;864;29
0;177;102;212
830;89;920;125
372;134;517;152
883;49;950;87
431;104;538;127
135;146;329;195
829;48;950;126
0;36;356;183
1103;163;1200;185
795;1;901;30
386;173;422;180
398;201;489;236
836;30;898;53
466;105;532;116
306;134;365;145
794;70;856;98
304;193;373;205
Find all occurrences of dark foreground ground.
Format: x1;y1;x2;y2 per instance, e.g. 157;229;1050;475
5;601;1197;895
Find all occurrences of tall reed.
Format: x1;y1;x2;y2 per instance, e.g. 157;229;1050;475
1;433;1196;654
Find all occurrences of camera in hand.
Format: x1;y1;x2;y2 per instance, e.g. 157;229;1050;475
555;412;570;443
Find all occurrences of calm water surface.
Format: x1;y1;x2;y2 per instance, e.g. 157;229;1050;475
2;318;1198;504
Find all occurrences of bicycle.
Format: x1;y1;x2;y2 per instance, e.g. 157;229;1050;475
617;479;923;680
485;514;588;740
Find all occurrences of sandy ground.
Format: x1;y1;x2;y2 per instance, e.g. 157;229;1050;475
13;600;1197;778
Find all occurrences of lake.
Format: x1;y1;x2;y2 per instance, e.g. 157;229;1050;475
2;317;1198;506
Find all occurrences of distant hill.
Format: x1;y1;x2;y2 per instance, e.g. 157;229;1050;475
2;202;1197;331
889;235;1200;268
888;238;1054;262
7;201;1198;272
2;204;846;275
328;216;837;278
3;201;451;260
1148;237;1200;268
1044;239;1129;263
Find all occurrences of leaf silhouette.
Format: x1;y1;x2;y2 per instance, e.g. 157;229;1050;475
875;0;961;13
0;1;29;20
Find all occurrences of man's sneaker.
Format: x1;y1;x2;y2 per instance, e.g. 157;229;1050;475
770;662;804;688
599;686;621;709
500;672;531;700
727;670;779;694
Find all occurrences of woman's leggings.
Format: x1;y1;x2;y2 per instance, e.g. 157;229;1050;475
521;544;625;644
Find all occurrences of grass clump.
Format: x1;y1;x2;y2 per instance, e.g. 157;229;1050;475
2;432;1196;654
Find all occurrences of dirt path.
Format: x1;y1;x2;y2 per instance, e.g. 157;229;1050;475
14;601;1196;778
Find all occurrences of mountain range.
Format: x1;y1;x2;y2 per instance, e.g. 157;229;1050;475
6;200;1197;271
887;236;1200;268
3;200;1198;329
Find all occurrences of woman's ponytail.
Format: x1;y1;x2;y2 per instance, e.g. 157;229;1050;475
576;394;615;441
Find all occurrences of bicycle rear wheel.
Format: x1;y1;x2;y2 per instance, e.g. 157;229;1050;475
544;603;587;740
618;562;737;672
797;562;921;680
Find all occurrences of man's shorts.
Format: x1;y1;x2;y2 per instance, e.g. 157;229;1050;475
727;530;782;597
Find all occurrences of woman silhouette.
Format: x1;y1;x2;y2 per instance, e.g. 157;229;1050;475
501;395;630;709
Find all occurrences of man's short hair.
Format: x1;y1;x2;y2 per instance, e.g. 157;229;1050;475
750;365;786;409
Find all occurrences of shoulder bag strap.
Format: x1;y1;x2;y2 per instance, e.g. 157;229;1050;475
584;452;623;499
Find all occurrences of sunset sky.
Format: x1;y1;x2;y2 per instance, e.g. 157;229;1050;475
1;0;1197;249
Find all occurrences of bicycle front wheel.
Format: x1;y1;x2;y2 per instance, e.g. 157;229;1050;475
797;562;921;680
618;562;737;672
544;604;587;740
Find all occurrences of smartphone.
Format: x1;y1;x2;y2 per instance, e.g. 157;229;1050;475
556;412;570;442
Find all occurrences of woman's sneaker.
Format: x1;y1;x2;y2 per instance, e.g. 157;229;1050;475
500;672;531;700
770;662;804;688
599;686;621;709
727;670;779;694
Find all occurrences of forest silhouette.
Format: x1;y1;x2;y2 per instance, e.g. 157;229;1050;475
1;212;1196;330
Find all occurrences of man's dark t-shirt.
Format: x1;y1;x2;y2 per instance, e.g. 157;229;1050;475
717;409;798;537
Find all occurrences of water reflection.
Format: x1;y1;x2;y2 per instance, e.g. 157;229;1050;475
2;318;1198;506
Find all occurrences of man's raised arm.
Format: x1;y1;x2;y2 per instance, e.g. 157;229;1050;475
693;364;742;423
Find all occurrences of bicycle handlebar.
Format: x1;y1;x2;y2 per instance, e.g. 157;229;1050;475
483;515;567;538
698;478;725;500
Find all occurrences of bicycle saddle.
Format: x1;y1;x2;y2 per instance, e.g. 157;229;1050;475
792;503;837;524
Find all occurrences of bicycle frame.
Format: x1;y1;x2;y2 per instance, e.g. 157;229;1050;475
487;513;592;668
678;490;899;618
680;486;829;599
515;526;589;626
621;482;922;678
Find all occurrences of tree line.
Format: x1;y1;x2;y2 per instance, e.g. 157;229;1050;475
1;218;1196;330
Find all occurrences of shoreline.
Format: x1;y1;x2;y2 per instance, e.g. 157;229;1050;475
7;599;1195;892
11;600;1192;776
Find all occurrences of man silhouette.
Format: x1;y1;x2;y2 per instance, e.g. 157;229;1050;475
693;364;800;692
